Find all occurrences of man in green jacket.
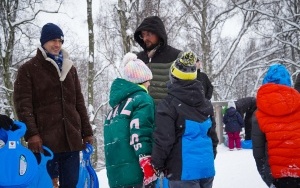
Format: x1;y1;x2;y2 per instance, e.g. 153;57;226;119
134;16;181;104
104;53;156;188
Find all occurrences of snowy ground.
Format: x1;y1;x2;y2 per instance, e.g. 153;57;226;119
96;144;267;188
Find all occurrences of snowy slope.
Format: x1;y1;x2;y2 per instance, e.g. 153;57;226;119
96;144;267;188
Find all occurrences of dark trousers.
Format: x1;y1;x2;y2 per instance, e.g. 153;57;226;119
47;151;80;188
169;177;214;188
244;112;253;140
273;177;300;188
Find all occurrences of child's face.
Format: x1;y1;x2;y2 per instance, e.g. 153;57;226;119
142;80;151;89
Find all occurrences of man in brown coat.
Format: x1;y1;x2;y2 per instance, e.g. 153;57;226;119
13;23;93;188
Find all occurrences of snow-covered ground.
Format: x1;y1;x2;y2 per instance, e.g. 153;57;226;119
96;144;267;188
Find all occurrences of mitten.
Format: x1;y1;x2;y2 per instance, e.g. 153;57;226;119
0;114;13;130
139;156;157;185
28;134;43;153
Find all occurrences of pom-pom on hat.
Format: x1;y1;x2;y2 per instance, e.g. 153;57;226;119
122;52;153;84
170;51;197;80
262;64;291;87
40;23;64;46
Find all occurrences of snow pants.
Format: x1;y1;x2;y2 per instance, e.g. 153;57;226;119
227;132;241;149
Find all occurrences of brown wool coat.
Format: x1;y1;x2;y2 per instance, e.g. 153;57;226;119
14;47;93;153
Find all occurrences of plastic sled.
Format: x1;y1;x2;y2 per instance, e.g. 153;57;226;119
28;146;53;188
241;140;252;149
77;143;99;188
155;176;169;188
0;121;38;188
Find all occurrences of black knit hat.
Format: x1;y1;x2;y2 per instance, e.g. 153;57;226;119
40;23;64;46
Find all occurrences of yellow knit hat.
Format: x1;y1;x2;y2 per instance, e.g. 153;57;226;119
170;51;197;80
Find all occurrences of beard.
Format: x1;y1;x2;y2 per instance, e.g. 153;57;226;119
145;41;160;51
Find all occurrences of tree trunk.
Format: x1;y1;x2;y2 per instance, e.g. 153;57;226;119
117;0;131;54
86;0;97;167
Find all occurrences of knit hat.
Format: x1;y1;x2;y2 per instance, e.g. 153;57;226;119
170;51;197;80
262;64;291;87
40;23;64;46
228;100;236;109
122;53;153;84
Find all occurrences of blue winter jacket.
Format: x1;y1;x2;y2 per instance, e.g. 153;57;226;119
152;80;219;181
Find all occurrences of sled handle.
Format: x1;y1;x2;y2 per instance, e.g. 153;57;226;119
82;143;93;160
41;146;54;160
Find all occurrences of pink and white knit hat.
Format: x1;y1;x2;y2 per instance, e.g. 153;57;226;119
122;52;153;84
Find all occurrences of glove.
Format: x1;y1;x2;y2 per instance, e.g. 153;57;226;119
83;135;94;145
0;115;13;130
28;134;43;153
139;156;157;185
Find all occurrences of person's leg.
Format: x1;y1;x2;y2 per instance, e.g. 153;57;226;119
244;112;253;140
169;180;200;188
47;153;59;187
58;151;80;188
199;177;214;188
273;177;300;188
234;131;241;149
227;132;234;150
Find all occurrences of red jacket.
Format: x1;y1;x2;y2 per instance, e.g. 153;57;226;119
256;83;300;178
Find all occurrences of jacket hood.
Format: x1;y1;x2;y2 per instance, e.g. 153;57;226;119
226;107;237;116
257;83;300;116
168;80;205;107
109;78;147;107
134;16;168;50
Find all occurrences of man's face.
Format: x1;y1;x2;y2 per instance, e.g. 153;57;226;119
196;61;201;70
140;31;159;50
43;39;63;55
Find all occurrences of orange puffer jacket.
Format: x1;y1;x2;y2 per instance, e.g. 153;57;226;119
256;83;300;178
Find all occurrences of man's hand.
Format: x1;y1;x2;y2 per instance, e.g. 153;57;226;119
83;136;94;145
139;156;157;185
28;135;43;153
0;115;13;130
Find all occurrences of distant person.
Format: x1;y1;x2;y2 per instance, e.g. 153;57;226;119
223;100;244;151
13;23;94;188
104;53;157;188
294;73;300;92
252;64;300;188
151;52;219;188
134;16;181;104
235;97;256;140
196;59;213;100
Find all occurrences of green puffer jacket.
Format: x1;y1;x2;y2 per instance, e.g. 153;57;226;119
104;78;155;188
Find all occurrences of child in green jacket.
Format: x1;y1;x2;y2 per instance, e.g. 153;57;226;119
104;53;157;188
